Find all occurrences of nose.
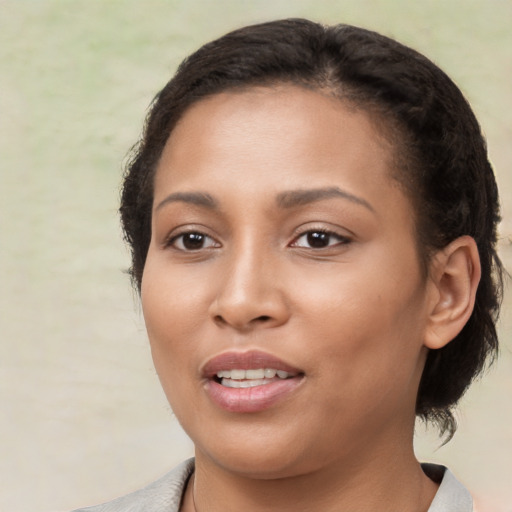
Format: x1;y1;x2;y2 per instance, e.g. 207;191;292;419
208;244;290;332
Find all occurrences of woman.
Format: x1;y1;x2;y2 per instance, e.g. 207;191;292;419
75;19;503;512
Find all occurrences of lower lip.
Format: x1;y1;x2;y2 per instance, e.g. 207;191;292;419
204;377;303;413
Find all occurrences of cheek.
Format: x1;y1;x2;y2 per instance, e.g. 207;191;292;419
142;257;210;336
140;263;208;421
140;258;210;388
294;248;427;385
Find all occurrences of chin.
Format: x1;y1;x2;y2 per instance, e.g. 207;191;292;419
206;448;310;480
192;422;326;480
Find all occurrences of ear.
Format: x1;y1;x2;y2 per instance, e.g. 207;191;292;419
424;236;481;350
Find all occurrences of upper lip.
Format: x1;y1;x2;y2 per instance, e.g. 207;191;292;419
202;350;303;379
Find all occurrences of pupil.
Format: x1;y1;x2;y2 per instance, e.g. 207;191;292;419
307;232;329;248
183;233;204;249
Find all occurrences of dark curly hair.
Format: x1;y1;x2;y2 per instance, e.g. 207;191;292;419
120;19;503;439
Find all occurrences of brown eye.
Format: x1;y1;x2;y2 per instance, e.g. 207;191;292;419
306;232;330;248
170;232;219;251
292;230;350;249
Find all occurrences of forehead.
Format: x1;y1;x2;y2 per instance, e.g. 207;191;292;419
155;85;401;200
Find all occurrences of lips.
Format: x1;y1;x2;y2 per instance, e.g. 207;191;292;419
202;350;305;413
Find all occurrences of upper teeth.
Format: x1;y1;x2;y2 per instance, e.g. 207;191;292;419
216;368;291;380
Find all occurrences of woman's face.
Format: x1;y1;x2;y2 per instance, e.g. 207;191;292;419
142;85;437;478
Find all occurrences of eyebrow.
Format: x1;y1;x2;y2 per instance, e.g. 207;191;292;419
276;187;375;212
154;186;374;214
155;192;218;212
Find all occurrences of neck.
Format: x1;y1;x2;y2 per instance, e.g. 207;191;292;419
185;435;438;512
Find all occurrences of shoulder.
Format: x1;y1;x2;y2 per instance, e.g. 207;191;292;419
423;464;473;512
72;458;194;512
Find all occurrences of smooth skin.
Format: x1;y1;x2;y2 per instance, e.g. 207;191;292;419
141;85;480;512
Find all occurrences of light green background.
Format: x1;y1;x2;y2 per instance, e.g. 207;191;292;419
1;1;511;511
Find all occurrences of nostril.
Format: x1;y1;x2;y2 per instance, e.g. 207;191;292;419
214;315;227;325
211;312;278;329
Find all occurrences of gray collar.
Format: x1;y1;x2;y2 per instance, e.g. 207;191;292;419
423;463;473;512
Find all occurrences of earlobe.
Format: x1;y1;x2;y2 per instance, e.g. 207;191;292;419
424;236;481;350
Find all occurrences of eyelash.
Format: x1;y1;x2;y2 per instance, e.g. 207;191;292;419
166;228;351;252
290;228;351;249
166;231;220;251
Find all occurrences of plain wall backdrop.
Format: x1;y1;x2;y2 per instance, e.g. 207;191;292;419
1;1;511;511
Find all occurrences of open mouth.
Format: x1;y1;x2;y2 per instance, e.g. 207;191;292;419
214;368;298;388
202;350;305;412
